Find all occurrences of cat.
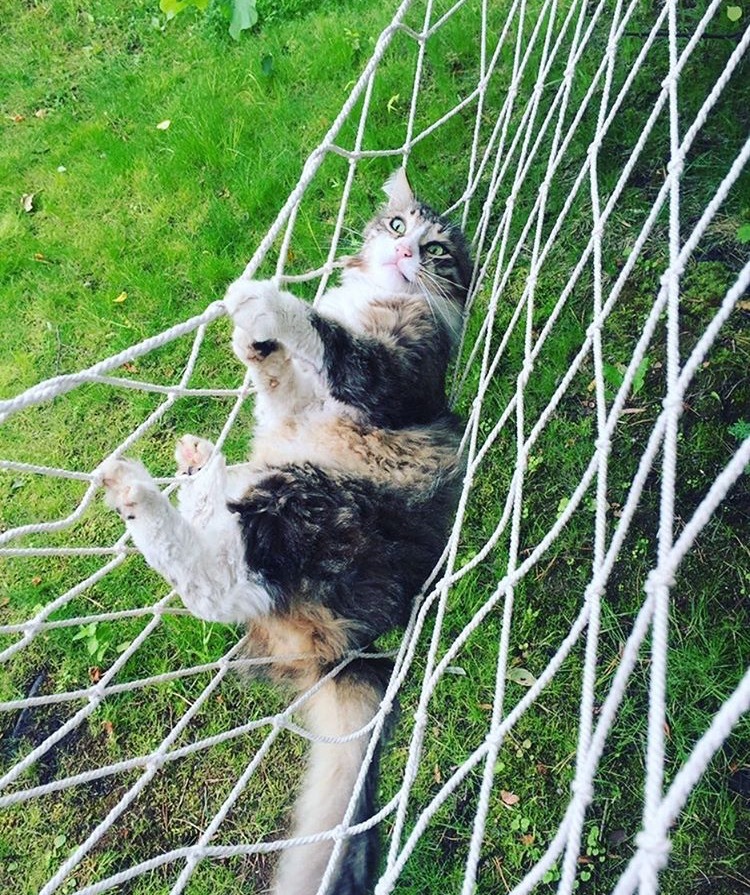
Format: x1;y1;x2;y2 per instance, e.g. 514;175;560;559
100;168;472;895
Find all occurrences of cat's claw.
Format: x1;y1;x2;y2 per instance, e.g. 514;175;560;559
99;458;160;521
232;326;280;367
175;434;215;476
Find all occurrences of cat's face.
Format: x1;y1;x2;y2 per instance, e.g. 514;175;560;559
346;169;472;310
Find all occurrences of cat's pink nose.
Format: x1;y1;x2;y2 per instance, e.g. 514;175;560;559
395;241;413;260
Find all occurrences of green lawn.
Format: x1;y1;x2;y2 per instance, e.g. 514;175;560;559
1;1;748;894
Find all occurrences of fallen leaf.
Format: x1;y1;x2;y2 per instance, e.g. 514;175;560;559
478;702;493;711
446;665;467;676
433;763;442;784
535;762;549;776
727;767;750;800
261;53;274;77
114;291;128;303
57;165;67;173
20;193;36;213
507;666;537;687
122;362;138;373
521;833;535;846
229;0;258;41
737;300;750;311
607;828;627;847
727;5;742;23
31;576;42;586
156;119;171;130
11;113;26;122
88;666;102;683
34;108;49;118
102;720;115;739
501;789;520;806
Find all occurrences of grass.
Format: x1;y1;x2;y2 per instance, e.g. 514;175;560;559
1;0;749;893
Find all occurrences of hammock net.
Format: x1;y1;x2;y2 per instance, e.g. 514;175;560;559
1;1;749;893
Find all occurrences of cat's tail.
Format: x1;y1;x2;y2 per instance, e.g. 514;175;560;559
273;658;395;895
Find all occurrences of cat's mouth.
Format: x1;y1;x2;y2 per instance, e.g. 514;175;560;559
384;259;415;284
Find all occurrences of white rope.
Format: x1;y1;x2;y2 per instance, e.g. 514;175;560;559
2;2;748;894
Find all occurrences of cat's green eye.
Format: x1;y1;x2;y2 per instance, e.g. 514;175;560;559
390;217;406;234
424;242;447;257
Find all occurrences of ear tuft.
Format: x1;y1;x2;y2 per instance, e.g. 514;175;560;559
383;167;415;208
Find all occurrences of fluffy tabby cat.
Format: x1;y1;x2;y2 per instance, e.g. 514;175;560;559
101;168;472;895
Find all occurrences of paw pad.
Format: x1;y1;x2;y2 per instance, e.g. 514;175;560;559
175;435;215;476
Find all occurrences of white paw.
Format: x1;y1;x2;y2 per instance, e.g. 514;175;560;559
223;277;279;343
99;458;159;520
175;434;215;476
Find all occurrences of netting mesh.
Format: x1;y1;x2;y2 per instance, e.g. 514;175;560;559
2;1;749;893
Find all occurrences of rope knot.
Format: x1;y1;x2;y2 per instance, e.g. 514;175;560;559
485;729;503;750
646;568;676;592
332;823;348;842
145;755;165;776
661;395;683;415
380;697;395;716
635;830;672;867
570;779;594;803
586;321;602;341
24;621;43;639
89;683;107;705
666;157;685;180
659;267;686;288
660;73;677;93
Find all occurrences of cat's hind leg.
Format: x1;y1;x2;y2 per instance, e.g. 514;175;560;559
100;456;271;624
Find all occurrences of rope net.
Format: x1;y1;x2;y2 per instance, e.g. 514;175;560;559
2;1;749;893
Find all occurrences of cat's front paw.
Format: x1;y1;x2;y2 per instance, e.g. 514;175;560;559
231;325;280;367
223;278;279;343
175;434;215;476
99;458;160;521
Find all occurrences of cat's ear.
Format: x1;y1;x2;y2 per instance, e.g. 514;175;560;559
383;167;415;208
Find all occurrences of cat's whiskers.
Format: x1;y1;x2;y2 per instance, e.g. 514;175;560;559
418;265;460;308
416;268;462;341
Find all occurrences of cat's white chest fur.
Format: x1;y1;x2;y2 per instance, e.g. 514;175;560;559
316;278;399;332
